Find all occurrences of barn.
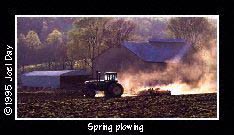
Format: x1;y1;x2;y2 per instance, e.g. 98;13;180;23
93;38;190;76
21;70;91;89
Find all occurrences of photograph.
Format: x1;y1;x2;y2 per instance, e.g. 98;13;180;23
16;15;218;119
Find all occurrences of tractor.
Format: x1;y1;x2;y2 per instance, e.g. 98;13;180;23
83;71;124;98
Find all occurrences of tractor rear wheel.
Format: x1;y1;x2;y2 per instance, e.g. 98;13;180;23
105;83;124;98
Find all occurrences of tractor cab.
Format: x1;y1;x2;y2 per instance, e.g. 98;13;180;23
104;72;117;81
95;71;118;82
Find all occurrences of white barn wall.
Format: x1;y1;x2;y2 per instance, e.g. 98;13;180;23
20;70;90;89
21;75;60;88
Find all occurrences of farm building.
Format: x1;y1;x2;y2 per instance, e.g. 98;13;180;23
93;38;190;77
21;70;91;89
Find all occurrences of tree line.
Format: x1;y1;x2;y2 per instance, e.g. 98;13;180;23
18;18;136;75
17;17;216;75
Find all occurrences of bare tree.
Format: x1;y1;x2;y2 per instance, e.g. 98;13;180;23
168;17;213;51
104;19;136;48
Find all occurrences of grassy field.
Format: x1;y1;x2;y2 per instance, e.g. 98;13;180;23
17;90;217;118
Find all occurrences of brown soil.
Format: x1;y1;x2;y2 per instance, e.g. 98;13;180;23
17;90;217;118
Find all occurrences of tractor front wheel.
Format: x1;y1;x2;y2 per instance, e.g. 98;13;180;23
83;89;96;98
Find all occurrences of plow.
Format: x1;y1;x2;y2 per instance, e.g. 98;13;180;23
138;88;171;96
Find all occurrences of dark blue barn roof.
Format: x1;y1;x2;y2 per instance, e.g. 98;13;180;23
122;40;189;63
